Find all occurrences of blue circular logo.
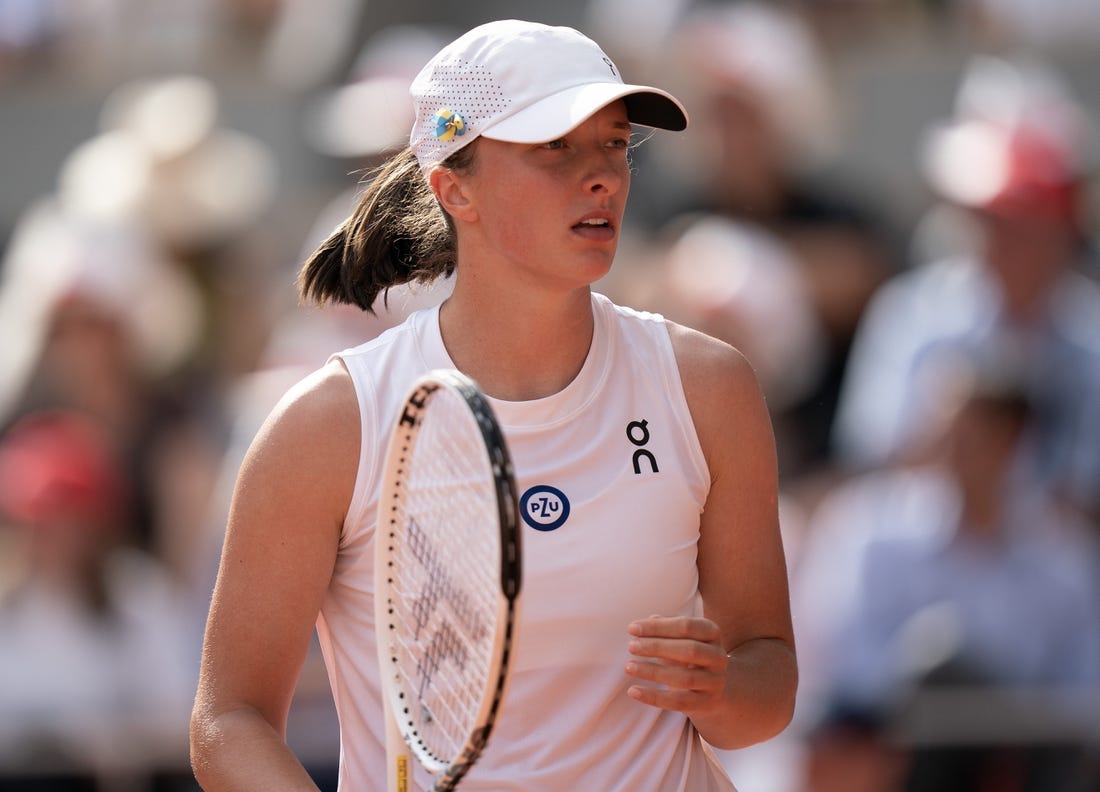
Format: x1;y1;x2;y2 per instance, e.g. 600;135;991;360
520;485;571;532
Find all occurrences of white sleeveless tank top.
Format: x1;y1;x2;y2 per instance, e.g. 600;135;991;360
319;291;736;791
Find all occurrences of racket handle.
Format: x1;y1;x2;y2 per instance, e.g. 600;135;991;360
384;693;411;792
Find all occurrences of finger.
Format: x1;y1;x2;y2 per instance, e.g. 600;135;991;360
628;636;726;669
628;616;722;644
626;683;713;713
624;658;725;695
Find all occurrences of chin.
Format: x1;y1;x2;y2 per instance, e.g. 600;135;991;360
578;256;616;289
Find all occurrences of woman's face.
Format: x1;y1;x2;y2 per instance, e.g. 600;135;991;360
456;101;634;292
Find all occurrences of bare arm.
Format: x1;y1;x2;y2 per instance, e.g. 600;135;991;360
625;323;797;750
190;361;360;789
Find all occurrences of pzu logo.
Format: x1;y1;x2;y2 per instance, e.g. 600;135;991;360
627;419;659;475
520;485;571;532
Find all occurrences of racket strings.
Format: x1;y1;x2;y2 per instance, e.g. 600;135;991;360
385;388;503;766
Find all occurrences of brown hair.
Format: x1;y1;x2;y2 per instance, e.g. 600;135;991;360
298;144;477;312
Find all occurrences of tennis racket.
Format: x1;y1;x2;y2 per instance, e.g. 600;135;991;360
374;369;522;791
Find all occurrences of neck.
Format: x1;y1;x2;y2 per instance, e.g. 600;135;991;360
438;284;595;401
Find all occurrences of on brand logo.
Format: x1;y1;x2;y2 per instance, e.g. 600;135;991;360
627;419;658;474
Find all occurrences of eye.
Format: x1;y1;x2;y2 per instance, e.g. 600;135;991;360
541;139;567;150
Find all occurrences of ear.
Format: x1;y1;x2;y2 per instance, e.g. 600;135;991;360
430;167;478;223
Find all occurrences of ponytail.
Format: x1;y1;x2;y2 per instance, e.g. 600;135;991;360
298;145;472;312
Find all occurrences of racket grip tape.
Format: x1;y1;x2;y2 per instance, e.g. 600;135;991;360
396;755;408;792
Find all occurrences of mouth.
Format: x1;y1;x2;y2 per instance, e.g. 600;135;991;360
572;215;616;239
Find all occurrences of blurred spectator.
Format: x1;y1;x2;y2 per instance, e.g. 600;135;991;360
651;3;901;486
0;409;196;788
55;73;282;388
0;198;223;596
0;199;203;418
796;355;1100;790
67;74;278;257
833;54;1100;523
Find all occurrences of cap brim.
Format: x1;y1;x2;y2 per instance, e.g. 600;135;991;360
481;82;688;144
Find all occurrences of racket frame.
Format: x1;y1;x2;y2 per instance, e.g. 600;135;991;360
374;369;522;792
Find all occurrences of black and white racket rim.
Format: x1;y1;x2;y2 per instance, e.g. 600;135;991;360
375;369;521;788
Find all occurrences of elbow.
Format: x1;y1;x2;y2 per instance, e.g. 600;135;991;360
190;706;214;787
711;707;798;753
190;696;234;789
770;649;799;736
707;695;797;752
755;643;799;744
707;643;798;751
767;670;799;743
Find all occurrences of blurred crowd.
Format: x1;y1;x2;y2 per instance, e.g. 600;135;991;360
1;1;1099;790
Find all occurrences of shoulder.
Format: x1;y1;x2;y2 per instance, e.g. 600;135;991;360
242;360;360;512
666;322;776;475
666;321;762;409
262;360;358;444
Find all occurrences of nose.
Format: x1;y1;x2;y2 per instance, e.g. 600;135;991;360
581;147;627;197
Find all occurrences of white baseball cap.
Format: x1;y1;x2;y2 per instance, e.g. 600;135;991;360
409;19;688;172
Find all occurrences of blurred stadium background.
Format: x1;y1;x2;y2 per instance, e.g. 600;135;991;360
1;1;1098;790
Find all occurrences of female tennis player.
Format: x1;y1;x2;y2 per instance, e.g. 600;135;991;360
190;19;797;791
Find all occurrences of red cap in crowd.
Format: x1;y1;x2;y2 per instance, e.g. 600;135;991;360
0;411;128;528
